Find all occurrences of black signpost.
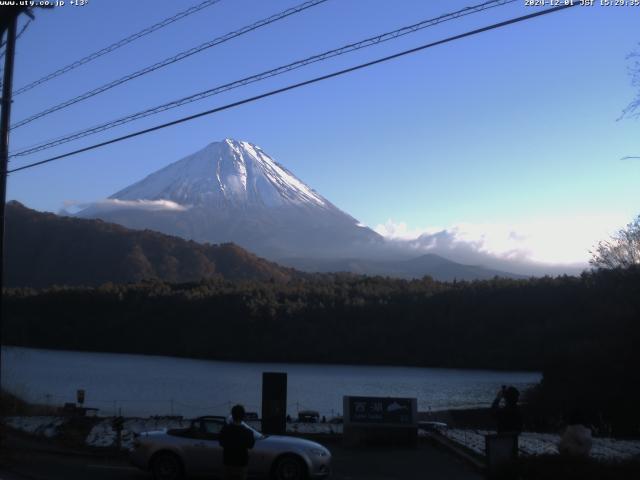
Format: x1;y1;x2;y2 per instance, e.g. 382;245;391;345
261;372;287;435
343;396;418;447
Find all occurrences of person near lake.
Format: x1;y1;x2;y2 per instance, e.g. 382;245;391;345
558;409;593;457
219;404;255;480
491;385;523;433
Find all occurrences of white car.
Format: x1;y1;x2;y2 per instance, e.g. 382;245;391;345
130;416;332;480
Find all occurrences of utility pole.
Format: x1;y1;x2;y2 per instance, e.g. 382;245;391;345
0;6;22;389
0;2;50;421
0;7;23;450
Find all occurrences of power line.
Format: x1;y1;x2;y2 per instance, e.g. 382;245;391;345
10;0;329;130
6;4;576;175
11;0;224;97
0;18;31;51
0;18;31;76
11;0;516;157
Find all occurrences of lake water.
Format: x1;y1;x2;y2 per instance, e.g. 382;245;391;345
1;346;540;418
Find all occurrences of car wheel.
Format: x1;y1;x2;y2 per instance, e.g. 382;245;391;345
151;452;184;480
273;455;307;480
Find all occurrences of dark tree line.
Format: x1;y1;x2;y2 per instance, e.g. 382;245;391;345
3;267;639;433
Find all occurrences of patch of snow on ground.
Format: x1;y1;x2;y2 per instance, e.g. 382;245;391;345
442;429;640;460
86;418;191;450
287;423;343;435
4;416;65;438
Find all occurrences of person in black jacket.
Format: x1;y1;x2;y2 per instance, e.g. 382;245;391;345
219;404;255;480
491;385;523;433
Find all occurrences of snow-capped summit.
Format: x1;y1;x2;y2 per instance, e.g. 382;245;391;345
80;139;383;259
113;139;328;209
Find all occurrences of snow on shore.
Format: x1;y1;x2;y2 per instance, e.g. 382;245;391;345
443;429;640;460
86;417;192;449
3;416;343;450
4;416;65;438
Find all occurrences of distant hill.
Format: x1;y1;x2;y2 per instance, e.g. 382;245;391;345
281;254;524;281
5;201;297;288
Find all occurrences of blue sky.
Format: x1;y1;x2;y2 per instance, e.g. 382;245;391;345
5;0;639;266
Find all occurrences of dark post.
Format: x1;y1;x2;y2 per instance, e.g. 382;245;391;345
0;9;19;417
485;433;519;479
261;372;287;435
112;416;124;450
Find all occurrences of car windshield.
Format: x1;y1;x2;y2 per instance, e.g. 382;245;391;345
241;421;265;440
200;419;225;434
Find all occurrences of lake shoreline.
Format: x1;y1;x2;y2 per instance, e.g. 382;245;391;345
418;407;514;431
1;346;542;418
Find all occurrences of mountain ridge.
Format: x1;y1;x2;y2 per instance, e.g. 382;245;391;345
79;138;383;259
280;253;525;281
110;139;331;209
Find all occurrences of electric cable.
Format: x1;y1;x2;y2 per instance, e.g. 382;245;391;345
6;4;576;175
12;0;224;96
10;0;329;130
10;0;515;157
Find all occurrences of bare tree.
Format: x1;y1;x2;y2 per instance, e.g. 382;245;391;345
590;216;640;269
621;46;640;120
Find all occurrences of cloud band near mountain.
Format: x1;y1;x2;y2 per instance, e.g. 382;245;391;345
64;199;190;213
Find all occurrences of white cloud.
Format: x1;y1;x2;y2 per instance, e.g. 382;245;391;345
63;199;190;213
374;219;443;240
375;213;633;267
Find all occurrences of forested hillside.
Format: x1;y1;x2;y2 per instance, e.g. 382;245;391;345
5;201;296;286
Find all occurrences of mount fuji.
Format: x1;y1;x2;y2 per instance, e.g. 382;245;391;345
79;139;383;259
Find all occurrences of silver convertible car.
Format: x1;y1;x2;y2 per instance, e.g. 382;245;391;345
130;416;332;480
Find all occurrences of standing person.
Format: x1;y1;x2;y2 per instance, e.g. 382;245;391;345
219;404;255;480
491;385;523;433
487;386;522;480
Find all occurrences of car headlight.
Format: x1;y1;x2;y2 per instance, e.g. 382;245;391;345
307;447;329;457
